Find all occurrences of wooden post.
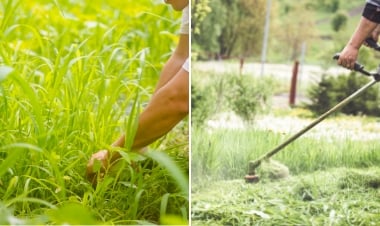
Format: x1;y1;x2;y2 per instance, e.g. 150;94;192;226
239;57;244;75
289;60;299;107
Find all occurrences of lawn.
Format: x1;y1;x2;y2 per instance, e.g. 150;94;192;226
0;0;188;224
191;111;380;225
192;167;380;225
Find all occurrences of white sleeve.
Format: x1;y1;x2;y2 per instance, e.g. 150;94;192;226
182;58;189;72
179;6;189;34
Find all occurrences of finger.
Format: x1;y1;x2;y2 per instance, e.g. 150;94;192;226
337;58;343;65
350;61;356;69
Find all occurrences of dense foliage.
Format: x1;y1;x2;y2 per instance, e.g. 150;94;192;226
191;71;274;127
192;0;365;63
306;73;380;116
192;0;266;60
0;0;188;224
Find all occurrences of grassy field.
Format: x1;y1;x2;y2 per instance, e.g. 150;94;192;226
191;114;380;225
191;54;380;224
0;0;188;224
192;167;380;225
190;0;380;224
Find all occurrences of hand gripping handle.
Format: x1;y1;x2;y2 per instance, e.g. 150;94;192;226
333;54;371;76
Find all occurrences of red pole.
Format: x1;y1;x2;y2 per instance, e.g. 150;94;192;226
289;60;299;107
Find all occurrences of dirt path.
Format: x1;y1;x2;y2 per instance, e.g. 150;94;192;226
194;61;347;81
207;112;380;141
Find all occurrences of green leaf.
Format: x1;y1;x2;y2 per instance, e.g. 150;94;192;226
9;71;45;137
123;93;140;151
0;66;13;82
0;143;42;177
145;151;189;196
160;214;188;225
47;203;98;225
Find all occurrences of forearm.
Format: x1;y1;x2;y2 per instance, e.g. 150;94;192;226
154;34;189;92
112;69;189;151
111;35;189;152
133;82;188;149
347;17;378;49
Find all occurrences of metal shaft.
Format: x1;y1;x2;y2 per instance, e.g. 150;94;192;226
259;78;378;161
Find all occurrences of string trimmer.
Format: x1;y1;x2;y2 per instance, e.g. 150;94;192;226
245;39;380;183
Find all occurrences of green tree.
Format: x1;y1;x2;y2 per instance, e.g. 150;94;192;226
191;0;211;35
331;11;348;32
234;0;266;59
192;0;266;60
192;0;226;60
273;2;315;60
218;0;266;59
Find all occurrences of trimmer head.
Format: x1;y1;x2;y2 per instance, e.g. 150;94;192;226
244;174;260;183
244;160;262;183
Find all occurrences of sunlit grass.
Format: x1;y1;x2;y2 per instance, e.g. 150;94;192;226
0;0;188;224
192;126;380;184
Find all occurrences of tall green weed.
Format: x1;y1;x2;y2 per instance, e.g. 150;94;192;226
0;0;188;224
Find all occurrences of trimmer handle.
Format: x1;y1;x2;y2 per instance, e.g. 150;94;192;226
364;38;380;51
333;54;371;76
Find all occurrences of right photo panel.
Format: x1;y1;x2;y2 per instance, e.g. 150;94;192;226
191;0;380;225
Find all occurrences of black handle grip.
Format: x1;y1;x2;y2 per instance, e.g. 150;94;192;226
333;53;371;76
364;38;380;51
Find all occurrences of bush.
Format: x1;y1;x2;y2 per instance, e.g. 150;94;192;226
191;83;216;127
331;11;348;32
306;73;380;116
226;75;272;123
191;72;275;126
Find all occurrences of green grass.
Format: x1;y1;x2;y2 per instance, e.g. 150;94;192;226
192;167;380;225
191;125;380;184
191;112;380;224
0;0;188;224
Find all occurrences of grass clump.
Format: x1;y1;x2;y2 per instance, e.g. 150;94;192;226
338;168;380;190
258;159;290;181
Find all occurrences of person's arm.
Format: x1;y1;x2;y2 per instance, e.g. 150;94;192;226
86;35;189;184
369;24;380;42
111;33;189;149
338;17;377;69
111;66;189;150
154;34;189;92
338;2;380;69
86;4;189;185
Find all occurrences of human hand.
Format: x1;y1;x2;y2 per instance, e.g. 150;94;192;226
337;45;359;70
86;150;111;186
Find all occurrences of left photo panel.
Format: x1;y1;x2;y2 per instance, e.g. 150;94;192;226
0;0;189;225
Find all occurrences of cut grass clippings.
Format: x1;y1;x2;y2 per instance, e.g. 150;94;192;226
192;167;380;225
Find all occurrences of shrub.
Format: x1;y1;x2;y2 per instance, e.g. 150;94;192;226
191;72;275;126
331;11;348;32
191;83;216;127
226;75;274;123
306;73;380;116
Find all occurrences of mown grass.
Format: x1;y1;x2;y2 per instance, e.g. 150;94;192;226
0;0;188;224
192;167;380;225
191;113;380;225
